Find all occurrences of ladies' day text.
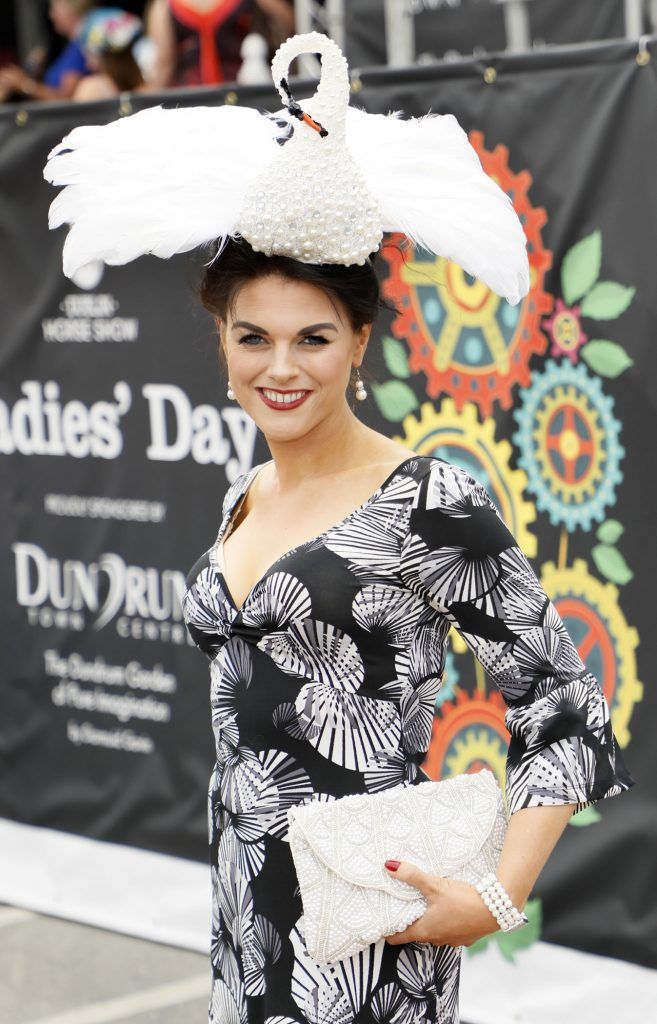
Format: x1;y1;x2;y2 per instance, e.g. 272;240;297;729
0;380;256;479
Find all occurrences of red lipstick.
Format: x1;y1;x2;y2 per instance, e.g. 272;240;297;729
257;388;311;411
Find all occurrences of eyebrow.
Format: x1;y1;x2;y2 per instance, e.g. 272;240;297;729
231;320;338;335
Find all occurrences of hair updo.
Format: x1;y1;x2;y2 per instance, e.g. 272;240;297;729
198;236;399;332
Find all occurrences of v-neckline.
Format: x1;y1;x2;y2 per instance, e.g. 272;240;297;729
209;456;421;616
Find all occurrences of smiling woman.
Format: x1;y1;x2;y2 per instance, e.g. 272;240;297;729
181;236;634;1023
43;27;634;1024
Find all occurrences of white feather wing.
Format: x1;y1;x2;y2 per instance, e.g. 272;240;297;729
44;104;283;279
345;106;530;305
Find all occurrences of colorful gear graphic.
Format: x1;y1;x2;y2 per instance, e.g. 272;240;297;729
381;132;552;417
449;625;467;657
396;398;537;556
544;299;587;364
512;360;624;530
540;560;642;747
422;690;509;795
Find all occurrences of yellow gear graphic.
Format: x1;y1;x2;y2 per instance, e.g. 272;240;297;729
444;729;508;792
540;559;642;747
395;398;537;557
533;385;605;505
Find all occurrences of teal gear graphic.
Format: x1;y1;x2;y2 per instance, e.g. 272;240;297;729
512;359;624;530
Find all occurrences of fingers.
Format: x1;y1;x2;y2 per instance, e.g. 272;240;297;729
384;858;440;898
385;918;430;945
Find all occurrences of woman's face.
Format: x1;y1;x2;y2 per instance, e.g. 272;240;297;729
49;0;82;38
219;274;370;444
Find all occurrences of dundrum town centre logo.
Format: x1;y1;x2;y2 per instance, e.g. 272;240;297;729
13;542;191;645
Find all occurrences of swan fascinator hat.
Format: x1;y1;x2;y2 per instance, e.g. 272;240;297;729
44;30;530;305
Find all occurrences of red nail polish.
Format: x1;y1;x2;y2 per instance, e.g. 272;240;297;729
385;859;401;871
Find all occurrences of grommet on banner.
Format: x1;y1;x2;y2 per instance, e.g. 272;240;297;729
225;91;238;105
119;94;132;116
636;36;651;66
483;66;497;84
15;109;28;127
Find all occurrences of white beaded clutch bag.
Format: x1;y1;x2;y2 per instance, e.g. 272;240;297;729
286;769;509;964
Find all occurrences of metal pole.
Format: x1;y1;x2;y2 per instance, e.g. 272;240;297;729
292;0;322;77
624;0;644;37
384;0;415;67
325;0;346;51
293;0;314;36
501;0;531;53
13;0;46;65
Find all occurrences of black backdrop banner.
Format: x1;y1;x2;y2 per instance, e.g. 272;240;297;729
1;36;656;1018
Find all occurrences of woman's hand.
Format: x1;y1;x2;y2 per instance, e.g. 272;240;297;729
0;65;37;98
382;860;500;948
0;65;81;102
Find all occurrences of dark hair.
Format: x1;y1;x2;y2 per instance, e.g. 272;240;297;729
98;50;144;92
199;235;400;327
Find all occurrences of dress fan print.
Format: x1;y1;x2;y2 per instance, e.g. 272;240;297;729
182;454;634;1024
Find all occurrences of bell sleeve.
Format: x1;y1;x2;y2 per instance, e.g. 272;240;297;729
400;460;636;817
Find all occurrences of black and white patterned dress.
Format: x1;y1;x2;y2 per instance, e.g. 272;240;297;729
182;455;635;1024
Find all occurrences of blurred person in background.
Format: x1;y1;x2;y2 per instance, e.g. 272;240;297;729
251;0;295;56
74;8;152;100
0;0;95;103
146;0;294;89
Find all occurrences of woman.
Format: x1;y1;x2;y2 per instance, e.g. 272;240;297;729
73;10;150;101
0;0;93;103
147;0;294;88
44;30;635;1023
179;236;635;1022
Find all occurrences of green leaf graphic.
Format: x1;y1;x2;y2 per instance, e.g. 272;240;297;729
581;340;634;378
569;804;602;827
592;544;633;585
467;898;542;963
561;230;601;305
382;335;411;379
580;283;635;321
596;519;624;545
371;380;418;422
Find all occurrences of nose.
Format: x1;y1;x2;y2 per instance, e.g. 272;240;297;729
267;342;300;383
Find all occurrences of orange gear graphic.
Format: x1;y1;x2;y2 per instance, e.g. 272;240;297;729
422;690;509;796
381;132;553;416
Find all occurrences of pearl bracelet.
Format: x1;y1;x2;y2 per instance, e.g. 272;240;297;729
474;872;529;933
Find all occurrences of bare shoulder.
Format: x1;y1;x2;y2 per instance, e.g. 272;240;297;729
241;459;274;513
363;442;420;477
73;75;117;102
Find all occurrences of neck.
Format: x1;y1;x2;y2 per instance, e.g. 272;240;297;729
263;402;378;489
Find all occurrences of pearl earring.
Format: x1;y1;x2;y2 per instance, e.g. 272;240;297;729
226;382;235;400
354;367;367;401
